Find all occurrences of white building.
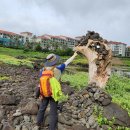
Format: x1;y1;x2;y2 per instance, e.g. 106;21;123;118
108;41;127;57
36;34;78;49
59;35;78;48
0;29;24;47
20;32;33;44
126;46;130;57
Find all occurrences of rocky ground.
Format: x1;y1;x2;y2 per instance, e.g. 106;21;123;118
0;64;130;130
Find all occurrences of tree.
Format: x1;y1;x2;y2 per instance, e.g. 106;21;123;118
35;43;42;52
24;42;33;50
51;42;59;50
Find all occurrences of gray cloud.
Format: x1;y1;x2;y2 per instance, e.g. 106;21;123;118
0;0;130;45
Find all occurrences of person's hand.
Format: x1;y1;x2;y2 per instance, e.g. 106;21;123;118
73;52;78;57
39;96;43;100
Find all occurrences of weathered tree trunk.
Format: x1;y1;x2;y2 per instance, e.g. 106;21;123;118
74;32;112;88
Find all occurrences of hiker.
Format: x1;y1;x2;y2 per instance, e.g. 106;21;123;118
36;52;77;130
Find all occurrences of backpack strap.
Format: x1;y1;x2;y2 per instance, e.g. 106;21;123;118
42;64;56;71
50;65;56;71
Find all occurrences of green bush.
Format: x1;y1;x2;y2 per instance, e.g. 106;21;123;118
23;48;30;53
35;44;43;52
42;48;49;52
53;48;73;56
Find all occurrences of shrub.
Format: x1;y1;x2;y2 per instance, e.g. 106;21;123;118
42;48;49;53
53;48;73;56
23;48;30;53
35;44;42;52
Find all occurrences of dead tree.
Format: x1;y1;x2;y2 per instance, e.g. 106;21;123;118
74;31;112;88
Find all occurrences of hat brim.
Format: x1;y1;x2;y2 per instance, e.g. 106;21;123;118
44;55;60;67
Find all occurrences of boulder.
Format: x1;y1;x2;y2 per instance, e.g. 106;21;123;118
103;103;130;127
58;114;73;126
88;115;96;127
24;115;30;122
72;125;93;130
13;109;22;117
2;122;14;130
62;83;74;95
101;98;111;106
15;125;21;130
0;108;5;121
32;126;40;130
21;101;38;115
58;123;72;130
43;113;49;127
0;123;3;130
21;125;29;130
0;94;16;105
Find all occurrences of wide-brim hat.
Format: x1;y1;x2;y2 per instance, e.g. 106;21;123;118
44;53;60;67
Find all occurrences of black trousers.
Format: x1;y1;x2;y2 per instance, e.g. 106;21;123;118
37;97;58;130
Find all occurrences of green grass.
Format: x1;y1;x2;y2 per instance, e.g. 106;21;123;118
0;54;33;67
72;55;88;65
0;47;88;67
1;47;130;68
0;47;48;67
0;47;48;58
61;72;88;89
0;75;10;80
106;74;130;115
121;58;130;67
61;55;88;67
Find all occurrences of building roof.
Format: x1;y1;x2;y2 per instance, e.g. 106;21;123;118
59;35;77;40
37;36;51;40
51;35;67;41
127;46;130;48
58;36;67;40
20;32;33;35
108;41;127;45
75;36;83;40
0;29;22;36
37;35;67;41
38;34;78;42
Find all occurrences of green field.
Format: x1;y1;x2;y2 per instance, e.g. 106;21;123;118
106;74;130;115
121;58;130;67
0;47;87;67
0;47;48;58
0;47;130;67
0;47;48;67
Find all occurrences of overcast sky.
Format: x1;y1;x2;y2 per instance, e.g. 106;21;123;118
0;0;130;45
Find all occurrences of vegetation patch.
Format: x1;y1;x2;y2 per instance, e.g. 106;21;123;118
0;47;47;59
0;75;10;81
121;58;130;67
106;74;130;116
72;55;88;65
0;54;33;68
93;105;130;130
112;57;130;67
62;72;88;89
93;105;115;130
